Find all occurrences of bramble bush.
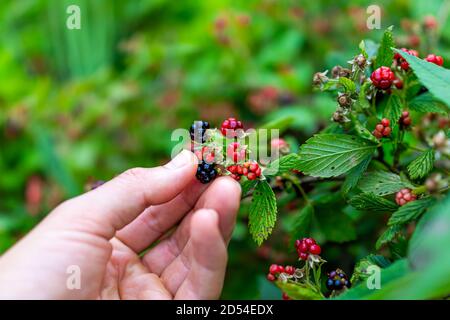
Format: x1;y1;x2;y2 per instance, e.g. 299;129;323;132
190;27;449;299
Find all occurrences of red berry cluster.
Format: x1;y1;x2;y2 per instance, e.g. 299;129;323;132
372;118;391;139
220;117;244;137
227;161;262;181
395;188;417;206
399;111;412;127
370;66;395;89
227;142;246;163
295;237;321;260
394;48;419;70
266;264;296;282
425;54;444;66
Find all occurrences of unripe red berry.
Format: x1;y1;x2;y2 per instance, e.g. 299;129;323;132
395;48;419;71
304;238;316;246
394;78;403;89
267;273;276;281
381;118;390;127
299;252;308;260
276;265;285;273
425;54;444;66
295;239;302;248
370;66;395;89
395;188;417;206
297;242;309;253
382;127;391;136
220;117;244;137
269;264;279;275
400;111;412;127
309;244;322;255
423;15;438;30
282;292;291;300
285;266;295;275
376;124;384;132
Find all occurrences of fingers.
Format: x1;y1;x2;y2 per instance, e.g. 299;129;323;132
142;177;241;275
115;179;208;253
175;209;227;300
48;150;198;239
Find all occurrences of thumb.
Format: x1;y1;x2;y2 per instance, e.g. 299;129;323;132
50;150;198;239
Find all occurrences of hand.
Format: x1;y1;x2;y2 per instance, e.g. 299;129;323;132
0;150;241;299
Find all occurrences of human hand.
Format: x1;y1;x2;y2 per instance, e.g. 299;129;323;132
0;150;241;299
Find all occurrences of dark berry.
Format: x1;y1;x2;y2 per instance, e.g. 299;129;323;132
196;161;217;184
370;66;395;89
190;121;210;143
425;54;444;66
220;117;243;137
327;269;351;291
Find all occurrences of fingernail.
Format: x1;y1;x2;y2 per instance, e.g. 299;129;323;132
166;150;195;169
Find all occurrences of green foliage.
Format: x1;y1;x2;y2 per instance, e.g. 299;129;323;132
408;93;449;114
375;225;401;249
248;181;277;246
358;170;414;196
276;281;323;300
349;193;398;212
394;48;450;107
407;149;435;180
264;154;301;177
388;197;436;226
289;204;314;243
298;134;377;178
383;94;403;128
375;26;395;68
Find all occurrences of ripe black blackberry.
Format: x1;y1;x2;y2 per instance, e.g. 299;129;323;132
326;269;351;291
196;161;217;184
190;121;210;143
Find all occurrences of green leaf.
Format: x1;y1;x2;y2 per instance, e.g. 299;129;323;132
316;210;356;243
338;77;356;93
341;155;372;194
375;26;395;68
260;116;295;132
351;254;391;284
298;134;377;178
248;180;277;245
388;197;436;226
407;149;435;180
351;116;379;143
376;225;401;249
356;81;371;110
394;48;450;107
349;193;398;212
383;94;403;127
275;282;323;300
358;170;414;196
240;180;258;198
290;204;314;243
408;93;449;114
264;153;301;177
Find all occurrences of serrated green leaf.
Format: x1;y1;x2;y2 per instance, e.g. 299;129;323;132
356;81;371;110
408;93;449;114
351;254;392;284
407;149;435;180
298;134;377;178
290;204;314;244
349;193;398;212
388;197;436;226
383;94;403;127
394;49;450;107
248;180;277;245
276;281;323;300
358;170;414;196
339;77;356;93
342;155;372;195
240;180;258;198
375;27;394;68
264;153;301;177
376;225;401;249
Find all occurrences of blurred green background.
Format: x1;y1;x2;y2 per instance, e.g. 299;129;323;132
1;0;449;299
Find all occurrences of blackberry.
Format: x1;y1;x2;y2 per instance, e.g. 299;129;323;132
190;120;210;143
196;160;217;184
326;269;351;291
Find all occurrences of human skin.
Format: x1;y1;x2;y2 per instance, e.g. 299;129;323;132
0;150;241;299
